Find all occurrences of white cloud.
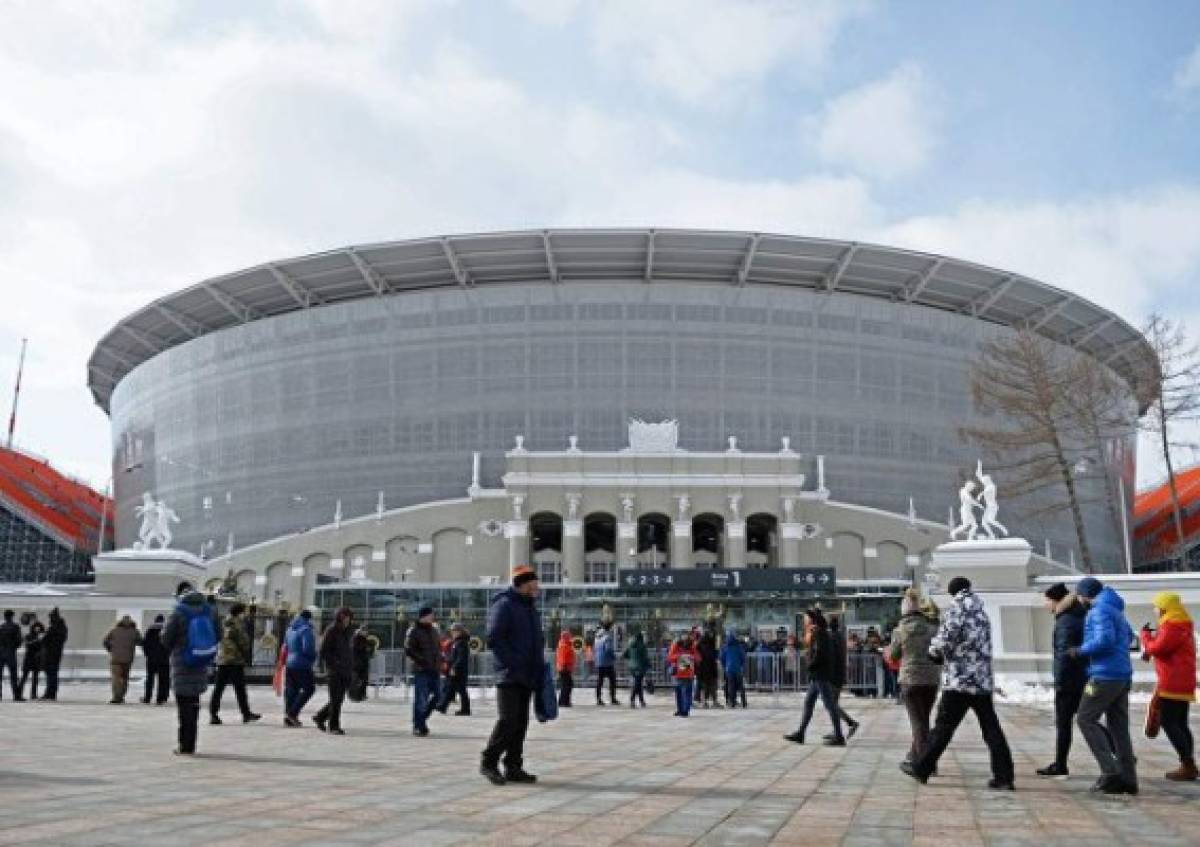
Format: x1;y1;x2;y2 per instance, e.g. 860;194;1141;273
588;0;870;107
1173;41;1200;96
815;63;937;180
876;186;1200;321
508;0;584;28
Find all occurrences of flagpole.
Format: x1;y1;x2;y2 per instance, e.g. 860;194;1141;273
6;337;27;450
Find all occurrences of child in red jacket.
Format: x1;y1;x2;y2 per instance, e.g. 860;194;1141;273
1141;591;1197;781
668;633;698;717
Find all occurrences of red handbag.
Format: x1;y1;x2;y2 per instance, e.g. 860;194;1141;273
1144;691;1162;739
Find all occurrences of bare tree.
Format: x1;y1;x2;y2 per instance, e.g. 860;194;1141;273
1060;354;1136;561
1138;313;1200;559
962;329;1095;571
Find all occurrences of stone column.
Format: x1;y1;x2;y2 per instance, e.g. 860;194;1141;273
505;523;528;570
417;541;434;581
725;521;746;568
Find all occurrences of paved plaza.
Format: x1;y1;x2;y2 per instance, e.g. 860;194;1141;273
1;683;1198;846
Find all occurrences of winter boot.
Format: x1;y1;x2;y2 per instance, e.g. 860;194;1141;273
1166;759;1199;781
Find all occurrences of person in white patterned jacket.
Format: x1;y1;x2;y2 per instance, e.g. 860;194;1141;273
900;576;1016;790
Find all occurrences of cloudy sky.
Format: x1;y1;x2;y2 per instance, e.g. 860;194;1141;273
1;0;1199;491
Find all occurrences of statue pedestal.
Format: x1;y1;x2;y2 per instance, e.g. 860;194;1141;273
930;538;1032;592
92;549;206;597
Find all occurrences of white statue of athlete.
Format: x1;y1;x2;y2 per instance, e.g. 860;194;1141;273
975;460;1009;539
949;480;979;541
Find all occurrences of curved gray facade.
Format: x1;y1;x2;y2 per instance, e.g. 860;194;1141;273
108;279;1136;566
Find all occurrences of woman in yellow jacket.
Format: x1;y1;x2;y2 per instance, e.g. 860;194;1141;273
1140;592;1197;781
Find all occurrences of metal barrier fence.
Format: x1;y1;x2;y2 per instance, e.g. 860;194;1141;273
367;649;886;701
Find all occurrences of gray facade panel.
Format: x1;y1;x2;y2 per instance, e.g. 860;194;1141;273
109;282;1134;568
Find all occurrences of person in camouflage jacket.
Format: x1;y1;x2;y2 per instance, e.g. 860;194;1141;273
209;602;261;725
902;577;1015;790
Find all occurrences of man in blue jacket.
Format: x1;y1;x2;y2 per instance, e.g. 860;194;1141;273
481;565;545;786
720;631;747;708
284;608;318;727
1070;577;1138;795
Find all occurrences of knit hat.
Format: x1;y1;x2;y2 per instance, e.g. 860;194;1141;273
1043;582;1069;603
946;576;971;597
901;587;921;615
512;565;538;587
1075;577;1103;599
417;605;435;618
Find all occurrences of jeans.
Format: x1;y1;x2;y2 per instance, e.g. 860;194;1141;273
0;653;17;699
315;673;350;730
144;663;170;704
437;673;470;714
797;679;844;741
412;669;439;730
630;672;646;706
557;670;573;706
110;662;131;702
176;694;200;753
1077;679;1137;786
725;672;747;707
482;683;533;771
833;685;856;729
284;667;316;719
913;690;1014;782
596;666;617;702
1159;698;1194;762
674;680;694;715
210;665;252;717
42;660;60;700
1053;682;1086;768
901;684;938;761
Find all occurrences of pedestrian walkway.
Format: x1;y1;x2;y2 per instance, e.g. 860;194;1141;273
0;684;1197;845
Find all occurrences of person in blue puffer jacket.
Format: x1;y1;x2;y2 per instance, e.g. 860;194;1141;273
720;631;747;708
1070;577;1138;795
283;609;318;727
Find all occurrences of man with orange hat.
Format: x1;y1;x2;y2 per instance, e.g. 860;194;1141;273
481;565;545;786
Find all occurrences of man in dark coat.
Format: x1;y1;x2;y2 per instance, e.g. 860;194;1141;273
1037;582;1089;778
785;608;846;746
827;616;859;738
140;614;171;704
315;607;354;734
436;623;471;716
40;608;68;701
0;609;23;700
481;565;545;785
161;586;218;755
405;606;442;736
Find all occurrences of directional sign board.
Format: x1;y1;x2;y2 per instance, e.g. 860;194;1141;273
618;568;836;593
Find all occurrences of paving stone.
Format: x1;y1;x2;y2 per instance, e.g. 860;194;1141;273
0;685;1198;844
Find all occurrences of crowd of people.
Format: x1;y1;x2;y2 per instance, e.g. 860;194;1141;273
0;566;1194;795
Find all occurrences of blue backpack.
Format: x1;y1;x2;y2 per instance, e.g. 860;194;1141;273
182;609;218;668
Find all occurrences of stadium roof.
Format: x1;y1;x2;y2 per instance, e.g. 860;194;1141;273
87;228;1156;412
0;445;113;551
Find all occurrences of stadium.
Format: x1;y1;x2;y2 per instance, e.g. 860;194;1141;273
86;228;1153;624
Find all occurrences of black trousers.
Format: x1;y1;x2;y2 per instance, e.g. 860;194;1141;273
19;666;40;699
42;661;60;699
0;654;17;699
1160;699;1195;762
315;673;350;730
483;684;533;771
557;670;573;706
725;672;747;707
913;690;1014;782
144;663;170;703
596;666;617;702
1053;683;1086;768
437;673;471;714
630;672;646;706
176;694;200;753
210;665;251;717
902;684;938;761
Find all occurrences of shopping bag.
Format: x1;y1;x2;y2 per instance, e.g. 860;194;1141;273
272;645;288;697
1144;691;1161;739
535;663;559;723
